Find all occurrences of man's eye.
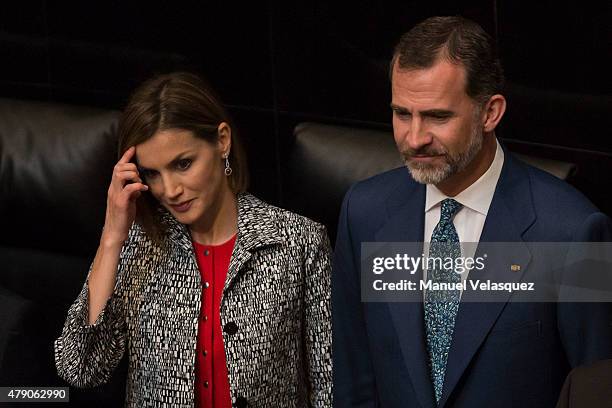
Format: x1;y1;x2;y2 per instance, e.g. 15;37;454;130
177;159;192;171
431;116;451;122
395;110;411;119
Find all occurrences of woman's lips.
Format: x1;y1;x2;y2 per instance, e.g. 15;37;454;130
169;199;194;213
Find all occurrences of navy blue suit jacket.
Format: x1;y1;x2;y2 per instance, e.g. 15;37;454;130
332;152;612;408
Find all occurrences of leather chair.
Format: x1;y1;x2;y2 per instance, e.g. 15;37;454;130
0;98;126;406
285;121;575;241
556;358;612;408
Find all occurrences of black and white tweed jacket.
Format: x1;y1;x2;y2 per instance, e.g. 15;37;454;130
55;193;332;407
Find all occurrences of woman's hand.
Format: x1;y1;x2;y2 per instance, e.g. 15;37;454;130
86;147;148;325
101;146;148;246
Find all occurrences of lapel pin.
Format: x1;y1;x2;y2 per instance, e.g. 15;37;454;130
511;264;521;272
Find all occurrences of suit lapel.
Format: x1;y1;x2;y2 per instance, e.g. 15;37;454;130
439;153;536;407
376;176;437;408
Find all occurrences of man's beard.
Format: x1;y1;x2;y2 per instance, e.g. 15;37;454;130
400;124;483;185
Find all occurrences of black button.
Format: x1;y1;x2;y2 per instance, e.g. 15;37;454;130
202;350;207;357
204;380;209;388
234;396;248;408
204;281;210;288
202;315;208;321
223;321;238;335
204;249;210;256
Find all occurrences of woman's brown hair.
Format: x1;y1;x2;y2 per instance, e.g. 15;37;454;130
117;72;248;243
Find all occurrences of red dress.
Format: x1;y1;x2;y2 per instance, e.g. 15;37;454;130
192;235;236;408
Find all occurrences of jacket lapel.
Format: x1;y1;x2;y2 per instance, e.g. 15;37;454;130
224;193;283;293
160;210;200;281
376;175;437;408
439;153;535;407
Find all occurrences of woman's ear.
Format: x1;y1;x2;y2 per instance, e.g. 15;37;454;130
482;94;507;133
217;122;232;156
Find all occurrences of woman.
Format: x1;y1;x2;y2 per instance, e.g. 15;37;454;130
54;72;332;407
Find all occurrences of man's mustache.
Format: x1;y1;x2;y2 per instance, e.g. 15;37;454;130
400;147;447;158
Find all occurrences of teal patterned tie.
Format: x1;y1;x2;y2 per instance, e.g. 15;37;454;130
424;198;463;403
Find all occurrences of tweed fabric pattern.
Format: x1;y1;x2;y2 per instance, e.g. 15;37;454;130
55;193;333;407
424;198;463;402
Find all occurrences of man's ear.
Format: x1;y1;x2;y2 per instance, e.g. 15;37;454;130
217;122;232;156
482;94;506;133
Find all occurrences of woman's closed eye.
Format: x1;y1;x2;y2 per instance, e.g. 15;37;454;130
176;158;192;171
140;168;158;179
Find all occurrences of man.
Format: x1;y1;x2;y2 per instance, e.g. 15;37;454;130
332;16;612;408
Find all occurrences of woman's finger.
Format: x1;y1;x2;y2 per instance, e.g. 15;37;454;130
118;146;136;164
122;182;149;198
114;162;138;173
111;182;147;208
114;170;142;184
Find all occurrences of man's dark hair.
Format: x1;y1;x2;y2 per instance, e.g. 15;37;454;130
390;16;504;104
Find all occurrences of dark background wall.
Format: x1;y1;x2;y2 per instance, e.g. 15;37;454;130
2;0;610;216
0;2;610;404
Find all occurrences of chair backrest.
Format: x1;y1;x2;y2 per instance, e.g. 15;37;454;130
0;97;120;256
285;121;576;242
0;97;127;403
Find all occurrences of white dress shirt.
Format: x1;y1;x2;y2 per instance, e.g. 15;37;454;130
423;139;504;288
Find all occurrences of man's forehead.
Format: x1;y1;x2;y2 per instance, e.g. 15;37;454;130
392;60;467;94
391;60;469;108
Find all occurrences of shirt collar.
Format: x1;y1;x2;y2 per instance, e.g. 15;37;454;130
425;139;504;215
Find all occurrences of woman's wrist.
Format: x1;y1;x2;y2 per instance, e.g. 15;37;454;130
100;232;126;250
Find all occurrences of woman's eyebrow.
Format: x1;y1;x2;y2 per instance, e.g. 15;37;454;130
137;150;194;171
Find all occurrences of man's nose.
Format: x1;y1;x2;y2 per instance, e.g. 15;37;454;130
405;117;433;151
398;117;433;151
